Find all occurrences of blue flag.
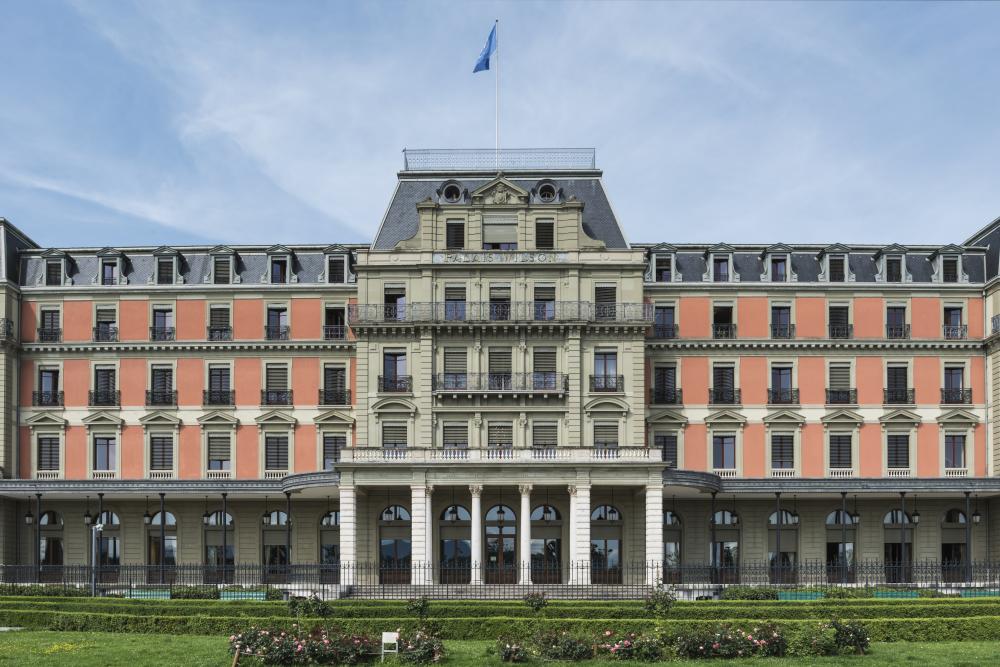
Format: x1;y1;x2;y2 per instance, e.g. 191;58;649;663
473;24;496;73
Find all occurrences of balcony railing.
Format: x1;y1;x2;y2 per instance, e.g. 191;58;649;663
826;388;857;405
318;389;352;405
32;391;63;407
323;325;347;340
650;388;682;405
207;326;233;342
261;390;293;406
203;390;234;406
340;446;653;464
37;328;62;343
93;326;118;342
943;325;968;340
348;301;654;324
941;388;972;405
709;388;741;405
768;388;799;405
432;373;568;393
712;323;736;339
265;325;290;341
0;318;14;340
590;375;624;392
378;376;412;393
770;324;795;339
150;327;175;342
828;324;853;339
886;324;911;340
145;390;177;407
89;390;120;407
651;324;678;339
884;388;915;405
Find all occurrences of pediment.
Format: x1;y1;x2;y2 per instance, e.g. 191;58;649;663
371;397;418;415
470;177;530;206
82;411;124;427
818;243;851;258
821;408;864;425
139;411;182;427
255;409;297;426
937;408;979;425
875;243;907;259
646;409;688;426
763;409;805;425
879;408;921;426
24;412;67;429
704;409;746;425
96;247;123;258
322;244;350;254
209;245;235;256
265;244;292;255
152;246;179;257
649;243;677;253
40;248;68;259
197;410;240;427
583;396;630;416
314;409;355;425
706;243;735;256
931;244;965;259
762;243;793;258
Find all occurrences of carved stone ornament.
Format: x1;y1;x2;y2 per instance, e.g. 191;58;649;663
518;484;533;495
469;484;483;497
568;485;578;497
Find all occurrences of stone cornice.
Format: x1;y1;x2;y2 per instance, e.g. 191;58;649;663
20;340;356;355
646;339;983;352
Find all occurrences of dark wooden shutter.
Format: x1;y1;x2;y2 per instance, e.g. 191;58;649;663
654;366;676;390
445;221;465;250
594;422;619;448
535;220;554;249
41;310;60;330
532;422;558;447
771;435;794;469
213;257;231;284
829;364;851;389
45;261;62;286
942;258;958;283
654;433;678;467
328;256;346;283
489;348;512;373
444;286;466;301
264;436;289;470
382;423;407;449
95;308;116;324
444;348;467;373
713;365;734;391
829;256;845;282
208;366;230;391
266;364;288;390
442;424;468;449
533;348;556;373
829;435;852;468
595;286;616;305
887;434;909;468
533;285;555;301
887;366;907;390
37;437;60;471
150;436;173;470
210;307;230;327
323;366;346;392
488;422;513;448
323;434;345;467
489;285;510;301
829;306;848;327
95;368;116;392
156;259;174;285
151;367;173;392
207;435;231;469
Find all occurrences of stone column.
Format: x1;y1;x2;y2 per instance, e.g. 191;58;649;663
426;486;435;585
645;484;664;584
410;485;429;584
339;485;357;585
569;484;591;584
519;484;532;584
470;485;483;584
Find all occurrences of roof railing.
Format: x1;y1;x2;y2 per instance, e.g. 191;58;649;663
402;148;596;171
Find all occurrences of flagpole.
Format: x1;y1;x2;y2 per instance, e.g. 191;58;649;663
495;18;500;171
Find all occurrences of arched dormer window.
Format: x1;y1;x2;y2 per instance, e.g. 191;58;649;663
440;181;464;204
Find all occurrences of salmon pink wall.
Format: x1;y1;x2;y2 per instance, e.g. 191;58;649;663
119;359;146;408
968;298;984;338
234;299;263;340
859;423;882;477
853;297;883;339
798;357;825;405
63;300;92;342
121;425;143;478
856;357;883;405
975;424;987;476
176;300;205;340
913;357;939;405
972;356;985;404
683;424;707;471
19;360;33;407
916;423;939;477
234;358;261;406
177;359;203;407
678;297;710;338
800;423;824;477
63;359;90;407
740;357;766;405
65;426;87;478
235;425;258;479
681;357;708;404
118;300;148;341
291;298;321;340
178;425;201;479
742;423;764;477
795;297;825;338
20;301;37;341
18;426;30;478
911;298;940;339
736;297;768;338
294;424;316;473
292;358;319;406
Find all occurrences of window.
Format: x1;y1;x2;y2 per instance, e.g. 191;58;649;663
443;183;462;203
533;284;556;320
263;363;290;405
445;220;465;250
208;306;231;340
532;422;558;448
532;347;557;389
442;423;468;450
382;423;407;449
713;304;734;338
149;365;174;405
156;258;174;285
653;365;677;403
886;365;909;403
942;257;959;283
95;307;117;341
886;306;907;339
36;367;60;406
887;434;909;469
39;309;60;342
382;351;407;391
151;307;175;341
828;256;846;282
828;363;852;403
771;257;787;282
828;305;850;338
212;256;231;284
713;435;736;469
770;365;794;403
383;286;406;321
537;182;556;202
483;215;517;250
535;220;554;249
712;364;736;404
45;260;62;286
771;434;794;469
488;347;512;390
442;348;467;389
771;305;792;338
265;306;288;339
93;436;116;471
37;436;60;471
885;257;903;283
264;435;289;471
943;366;967;403
943;306;964;339
945;434;966;469
654;432;678;467
594;285;617;320
593;351;619;391
713;257;729;282
654;254;672;282
488;422;514;449
327;256;346;283
653;306;676;338
829;434;852;469
101;260;118;286
150;435;173;471
322;365;347;404
270;257;288;284
489;284;511;320
593;422;618;449
206;364;231;405
207;435;231;471
322;434;345;469
92;366;117;405
323;306;346;339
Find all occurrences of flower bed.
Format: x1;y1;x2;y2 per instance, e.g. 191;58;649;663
229;625;444;664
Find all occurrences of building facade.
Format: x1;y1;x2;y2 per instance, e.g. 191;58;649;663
2;148;1000;591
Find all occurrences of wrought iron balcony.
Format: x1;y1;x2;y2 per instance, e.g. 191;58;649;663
378;376;412;393
650;388;682;405
0;318;14;340
145;390;177;407
261;390;293;406
770;324;795;339
88;390;120;407
432;373;568;393
768;388;799;405
207;326;232;342
590;375;624;392
203;390;234;406
323;325;347;340
32;391;63;407
651;324;677;339
348;301;654;325
264;325;290;341
886;324;910;340
828;324;853;339
826;388;857;405
883;388;915;405
709;388;741;405
149;326;175;342
943;325;968;340
93;326;118;342
319;389;352;405
712;323;737;339
941;388;972;405
37;328;62;343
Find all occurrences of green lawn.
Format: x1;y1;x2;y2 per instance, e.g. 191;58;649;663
0;632;996;665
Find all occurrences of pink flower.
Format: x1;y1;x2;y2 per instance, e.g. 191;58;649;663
605;630;612;637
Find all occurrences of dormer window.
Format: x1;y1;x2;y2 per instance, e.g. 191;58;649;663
885;257;902;283
535;219;555;250
713;257;729;282
446;220;465;250
654;254;672;282
270;257;288;283
483;214;517;251
45;260;63;286
538;182;556;203
942;257;959;283
327;255;346;283
443;183;462;203
101;260;118;286
770;257;787;282
208;246;237;284
828;256;846;282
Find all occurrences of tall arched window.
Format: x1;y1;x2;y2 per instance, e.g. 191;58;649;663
767;510;799;583
439;505;471;584
261;510;290;582
941;509;968;582
38;511;64;580
531;505;562;583
710;510;740;583
319;510;340;583
883;509;913;583
825;510;858;583
663;510;682;581
379;505;411;584
485;504;517;584
204;510;234;583
148;511;177;569
591;505;623;584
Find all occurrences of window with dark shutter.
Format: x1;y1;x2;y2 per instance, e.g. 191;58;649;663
156;259;174;285
654;433;678;467
265;364;288;390
443;285;466;320
210;307;230;328
713;365;735;391
382;423;407;449
771;434;794;469
45;261;62;286
535;220;554;249
887;434;909;468
942;258;959;283
96;308;116;325
444;286;466;301
264;435;289;470
207;435;231;470
323;434;345;468
328;256;346;283
488;422;514;449
533;285;555;301
213;257;231;284
445;221;465;250
151;367;173;392
208;365;230;391
594;286;616;305
886;257;902;282
533;285;556;320
654;366;676;390
443;348;467;389
41;309;60;330
594;422;619;448
489;348;512;373
442;424;468;449
887;366;907;390
828;256;846;282
532;422;558;447
829;435;852;469
323;366;346;392
533;348;556;372
829;364;851;389
654;254;672;282
94;367;116;392
150;436;173;470
828;306;849;334
37;437;60;471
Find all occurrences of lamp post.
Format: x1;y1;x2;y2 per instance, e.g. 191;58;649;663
158;493;166;585
222;493;229;583
965;491;973;584
90;523;104;597
23;496;36;582
840;492;849;581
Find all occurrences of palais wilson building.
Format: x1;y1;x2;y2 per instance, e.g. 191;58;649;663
3;148;1000;589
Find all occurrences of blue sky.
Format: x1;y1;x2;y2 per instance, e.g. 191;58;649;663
2;1;999;248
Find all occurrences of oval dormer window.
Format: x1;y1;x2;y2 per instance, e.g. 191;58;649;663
443;183;462;203
538;183;556;203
